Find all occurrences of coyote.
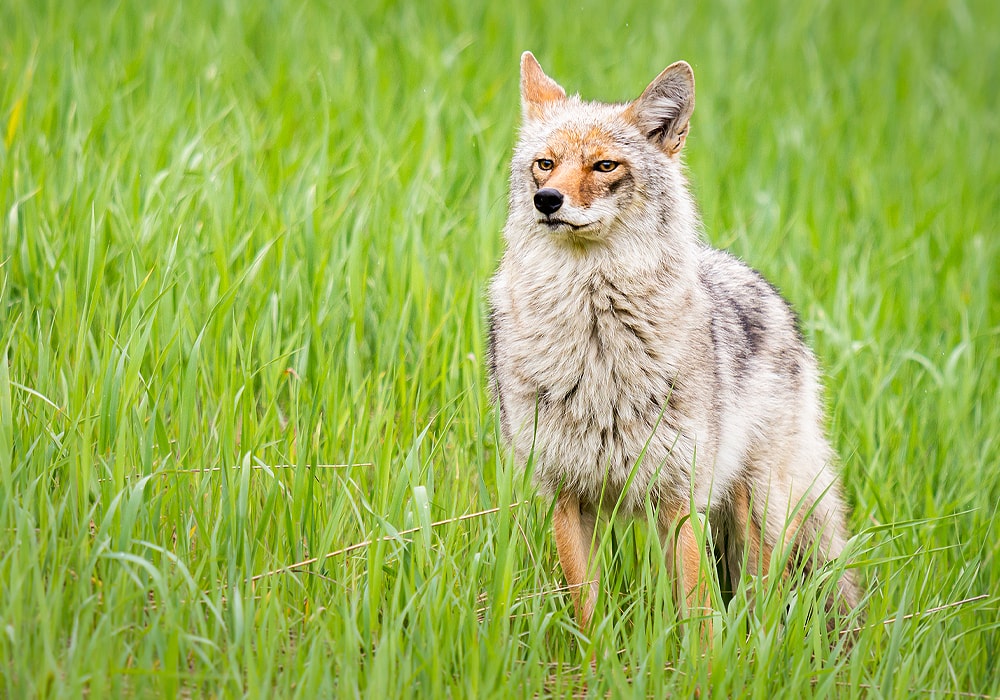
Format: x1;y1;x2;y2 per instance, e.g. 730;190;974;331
487;52;860;630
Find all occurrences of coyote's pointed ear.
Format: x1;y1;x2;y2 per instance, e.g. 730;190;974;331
520;51;566;120
626;61;695;157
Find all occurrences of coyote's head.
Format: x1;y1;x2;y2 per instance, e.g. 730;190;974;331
507;52;697;247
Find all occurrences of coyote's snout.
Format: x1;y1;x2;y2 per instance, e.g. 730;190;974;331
488;52;860;634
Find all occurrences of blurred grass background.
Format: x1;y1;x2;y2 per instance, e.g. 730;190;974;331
2;0;998;696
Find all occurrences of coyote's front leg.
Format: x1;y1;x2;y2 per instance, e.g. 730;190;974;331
553;492;600;628
661;510;714;639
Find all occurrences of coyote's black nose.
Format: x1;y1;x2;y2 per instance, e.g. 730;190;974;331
533;188;563;215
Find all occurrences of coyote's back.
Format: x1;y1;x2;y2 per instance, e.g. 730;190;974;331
487;52;859;630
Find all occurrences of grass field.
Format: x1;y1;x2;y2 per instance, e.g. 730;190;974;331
2;0;999;696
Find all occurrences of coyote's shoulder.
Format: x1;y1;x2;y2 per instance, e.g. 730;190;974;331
487;52;859;631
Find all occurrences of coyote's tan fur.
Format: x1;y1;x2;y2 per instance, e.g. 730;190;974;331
487;52;860;629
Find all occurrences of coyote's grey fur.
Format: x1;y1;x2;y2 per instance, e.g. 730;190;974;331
487;52;860;628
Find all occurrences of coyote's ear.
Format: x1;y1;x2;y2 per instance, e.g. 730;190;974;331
520;51;566;120
626;61;695;157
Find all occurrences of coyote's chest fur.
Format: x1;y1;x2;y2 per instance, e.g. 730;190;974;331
490;250;715;514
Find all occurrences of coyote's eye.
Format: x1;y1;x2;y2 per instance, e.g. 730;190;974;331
536;158;554;171
594;160;619;172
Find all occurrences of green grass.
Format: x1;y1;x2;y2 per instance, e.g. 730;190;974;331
2;0;999;696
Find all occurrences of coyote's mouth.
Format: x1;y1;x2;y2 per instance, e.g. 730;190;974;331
540;218;595;231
